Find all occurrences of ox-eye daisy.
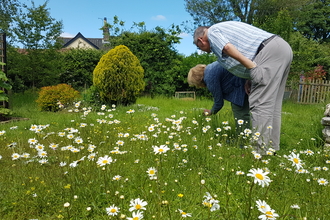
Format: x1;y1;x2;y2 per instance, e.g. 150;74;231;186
129;198;148;212
256;200;271;213
247;168;271;187
258;208;279;220
152;145;170;154
287;152;303;170
12;153;20;160
178;209;192;217
317;178;328;186
202;192;220;212
28;138;38;145
127;210;143;220
147;167;157;177
113;175;122;181
106;204;120;216
96;155;113;166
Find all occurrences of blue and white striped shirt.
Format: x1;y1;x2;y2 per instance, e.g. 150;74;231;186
208;21;273;79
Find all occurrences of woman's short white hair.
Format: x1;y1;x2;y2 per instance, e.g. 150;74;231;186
187;64;206;88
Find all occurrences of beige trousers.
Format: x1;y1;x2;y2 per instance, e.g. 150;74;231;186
249;36;293;153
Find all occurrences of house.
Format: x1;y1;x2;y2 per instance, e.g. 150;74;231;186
59;18;110;50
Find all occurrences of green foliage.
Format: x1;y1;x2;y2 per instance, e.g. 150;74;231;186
0;95;328;219
0;62;13;118
60;49;104;90
287;32;330;83
110;23;183;97
6;1;64;92
295;0;330;43
184;0;306;26
184;0;239;25
7;47;63;92
81;85;102;107
0;0;20;40
179;52;217;97
0;107;12;117
12;1;63;49
0;62;12;102
93;45;145;105
254;9;293;42
36;84;80;112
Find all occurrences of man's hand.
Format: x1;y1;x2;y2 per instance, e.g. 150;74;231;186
203;109;212;116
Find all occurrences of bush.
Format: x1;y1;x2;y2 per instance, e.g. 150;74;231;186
81;85;102;107
93;45;145;105
60;49;104;90
36;84;80;111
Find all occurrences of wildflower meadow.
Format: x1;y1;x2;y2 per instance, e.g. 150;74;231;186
0;93;329;219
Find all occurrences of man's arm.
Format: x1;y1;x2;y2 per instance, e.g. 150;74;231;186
223;43;256;69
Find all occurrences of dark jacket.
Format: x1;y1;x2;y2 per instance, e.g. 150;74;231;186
203;61;247;114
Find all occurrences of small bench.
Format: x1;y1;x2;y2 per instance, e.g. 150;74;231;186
175;91;196;100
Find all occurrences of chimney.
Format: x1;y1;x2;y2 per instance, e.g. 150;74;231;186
102;17;110;44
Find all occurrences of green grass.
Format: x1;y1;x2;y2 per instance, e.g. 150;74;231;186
0;93;329;219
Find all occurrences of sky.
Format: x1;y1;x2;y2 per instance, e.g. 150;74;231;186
22;0;198;56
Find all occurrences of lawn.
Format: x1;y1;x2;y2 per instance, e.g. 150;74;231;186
0;92;329;219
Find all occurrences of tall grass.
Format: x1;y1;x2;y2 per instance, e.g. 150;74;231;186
0;93;328;219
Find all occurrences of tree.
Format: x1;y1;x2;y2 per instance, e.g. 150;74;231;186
12;1;63;49
93;45;145;105
295;0;330;43
254;9;293;42
7;1;63;91
286;32;330;84
60;49;104;90
0;0;20;41
184;0;306;26
184;0;235;26
107;19;183;97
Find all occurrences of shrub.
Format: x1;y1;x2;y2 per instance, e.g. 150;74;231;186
60;49;104;90
36;83;80;111
81;85;102;107
93;45;145;106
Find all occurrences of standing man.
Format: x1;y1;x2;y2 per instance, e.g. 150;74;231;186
193;21;293;154
187;61;250;133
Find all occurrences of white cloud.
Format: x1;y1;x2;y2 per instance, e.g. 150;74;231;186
179;32;190;38
60;32;75;38
151;15;166;21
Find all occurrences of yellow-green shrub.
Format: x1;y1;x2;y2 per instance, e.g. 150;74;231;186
36;84;80;111
93;45;145;105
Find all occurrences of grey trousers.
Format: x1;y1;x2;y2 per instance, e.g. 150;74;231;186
249;36;293;152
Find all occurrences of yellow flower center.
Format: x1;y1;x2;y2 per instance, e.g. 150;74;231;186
135;204;141;209
265;211;273;218
159;149;164;152
102;160;108;164
255;173;264;180
293;158;299;164
181;212;187;215
133;217;139;220
111;208;116;213
149;170;155;175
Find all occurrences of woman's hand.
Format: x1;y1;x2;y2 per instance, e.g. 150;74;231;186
203;109;212;116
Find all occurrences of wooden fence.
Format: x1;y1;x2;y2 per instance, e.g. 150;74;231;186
294;79;330;104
